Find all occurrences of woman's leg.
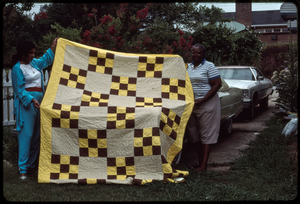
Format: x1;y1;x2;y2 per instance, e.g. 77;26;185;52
27;92;43;169
18;106;36;174
18;92;42;174
194;142;211;171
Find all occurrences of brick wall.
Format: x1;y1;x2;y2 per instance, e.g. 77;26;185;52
259;33;297;44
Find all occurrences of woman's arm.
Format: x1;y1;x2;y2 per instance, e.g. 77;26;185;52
194;78;222;106
50;38;59;53
31;38;59;70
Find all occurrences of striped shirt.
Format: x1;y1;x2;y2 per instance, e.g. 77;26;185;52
187;59;220;99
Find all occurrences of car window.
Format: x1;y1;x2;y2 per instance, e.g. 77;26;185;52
251;69;258;80
218;68;254;80
252;68;263;80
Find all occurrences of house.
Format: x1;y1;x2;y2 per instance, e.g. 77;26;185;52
223;2;297;44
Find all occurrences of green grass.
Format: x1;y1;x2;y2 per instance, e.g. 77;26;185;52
2;113;298;201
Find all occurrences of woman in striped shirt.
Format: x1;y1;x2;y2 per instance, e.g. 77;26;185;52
186;43;222;172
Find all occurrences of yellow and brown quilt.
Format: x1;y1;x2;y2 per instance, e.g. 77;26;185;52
38;38;194;185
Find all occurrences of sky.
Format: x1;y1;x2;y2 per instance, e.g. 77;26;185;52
26;2;284;16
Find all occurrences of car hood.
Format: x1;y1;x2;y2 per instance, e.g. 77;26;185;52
223;79;254;89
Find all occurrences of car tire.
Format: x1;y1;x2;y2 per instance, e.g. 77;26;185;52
245;102;255;121
260;96;269;110
221;116;233;136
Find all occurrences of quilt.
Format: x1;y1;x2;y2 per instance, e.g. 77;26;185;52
38;38;194;185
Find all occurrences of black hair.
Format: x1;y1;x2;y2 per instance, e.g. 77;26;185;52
192;43;206;56
11;40;35;66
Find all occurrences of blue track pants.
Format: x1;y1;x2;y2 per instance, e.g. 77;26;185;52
17;91;43;174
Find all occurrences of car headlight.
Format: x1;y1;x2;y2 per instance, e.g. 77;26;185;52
243;90;249;98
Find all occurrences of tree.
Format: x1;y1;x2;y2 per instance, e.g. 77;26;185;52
192;5;262;66
2;2;34;69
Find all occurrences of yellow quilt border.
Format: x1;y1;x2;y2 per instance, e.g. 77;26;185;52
39;38;194;184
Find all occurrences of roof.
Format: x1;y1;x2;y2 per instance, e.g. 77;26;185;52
203;21;246;33
223;10;287;25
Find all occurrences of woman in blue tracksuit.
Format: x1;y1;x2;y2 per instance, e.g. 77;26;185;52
11;38;58;179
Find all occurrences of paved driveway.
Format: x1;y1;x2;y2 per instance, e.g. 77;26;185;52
179;90;279;171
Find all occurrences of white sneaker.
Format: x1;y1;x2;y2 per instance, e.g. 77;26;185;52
20;174;27;180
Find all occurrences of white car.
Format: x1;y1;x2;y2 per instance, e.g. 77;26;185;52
217;66;273;120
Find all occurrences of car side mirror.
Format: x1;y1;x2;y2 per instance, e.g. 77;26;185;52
258;76;264;80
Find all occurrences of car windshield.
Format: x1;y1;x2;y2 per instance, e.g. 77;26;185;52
218;68;254;80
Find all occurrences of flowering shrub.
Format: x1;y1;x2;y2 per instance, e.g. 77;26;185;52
108;25;116;36
79;3;194;63
136;7;149;20
99;15;113;25
271;39;298;113
177;29;184;36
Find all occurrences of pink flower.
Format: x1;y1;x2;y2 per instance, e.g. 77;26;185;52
87;13;93;18
177;29;184;36
118;40;124;47
100;15;113;25
184;43;192;51
179;36;186;48
188;36;193;44
143;35;152;46
82;30;91;41
34;11;47;21
116;36;122;42
117;3;128;18
108;25;116;36
173;41;178;48
93;42;100;48
137;7;149;20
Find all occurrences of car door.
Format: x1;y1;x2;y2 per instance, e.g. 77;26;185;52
251;68;266;100
218;78;231;121
253;68;271;98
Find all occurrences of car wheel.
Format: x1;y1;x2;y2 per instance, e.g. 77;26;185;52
260;96;269;110
225;117;233;134
221;116;233;136
245;102;255;120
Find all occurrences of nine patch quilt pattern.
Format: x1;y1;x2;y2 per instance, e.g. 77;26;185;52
38;38;194;185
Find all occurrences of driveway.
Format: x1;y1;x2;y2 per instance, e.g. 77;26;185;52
179;89;279;171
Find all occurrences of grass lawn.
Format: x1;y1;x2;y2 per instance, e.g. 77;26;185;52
2;113;298;201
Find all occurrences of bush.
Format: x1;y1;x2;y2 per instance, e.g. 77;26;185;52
260;42;290;79
270;37;298;113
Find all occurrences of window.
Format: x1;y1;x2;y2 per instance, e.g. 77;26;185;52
256;29;264;33
265;29;272;33
218;68;254;81
282;28;289;32
274;28;280;32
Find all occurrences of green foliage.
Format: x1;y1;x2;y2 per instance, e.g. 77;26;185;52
260;42;290;78
230;30;263;66
191;5;262;66
193;24;235;65
271;37;298;113
38;22;82;53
